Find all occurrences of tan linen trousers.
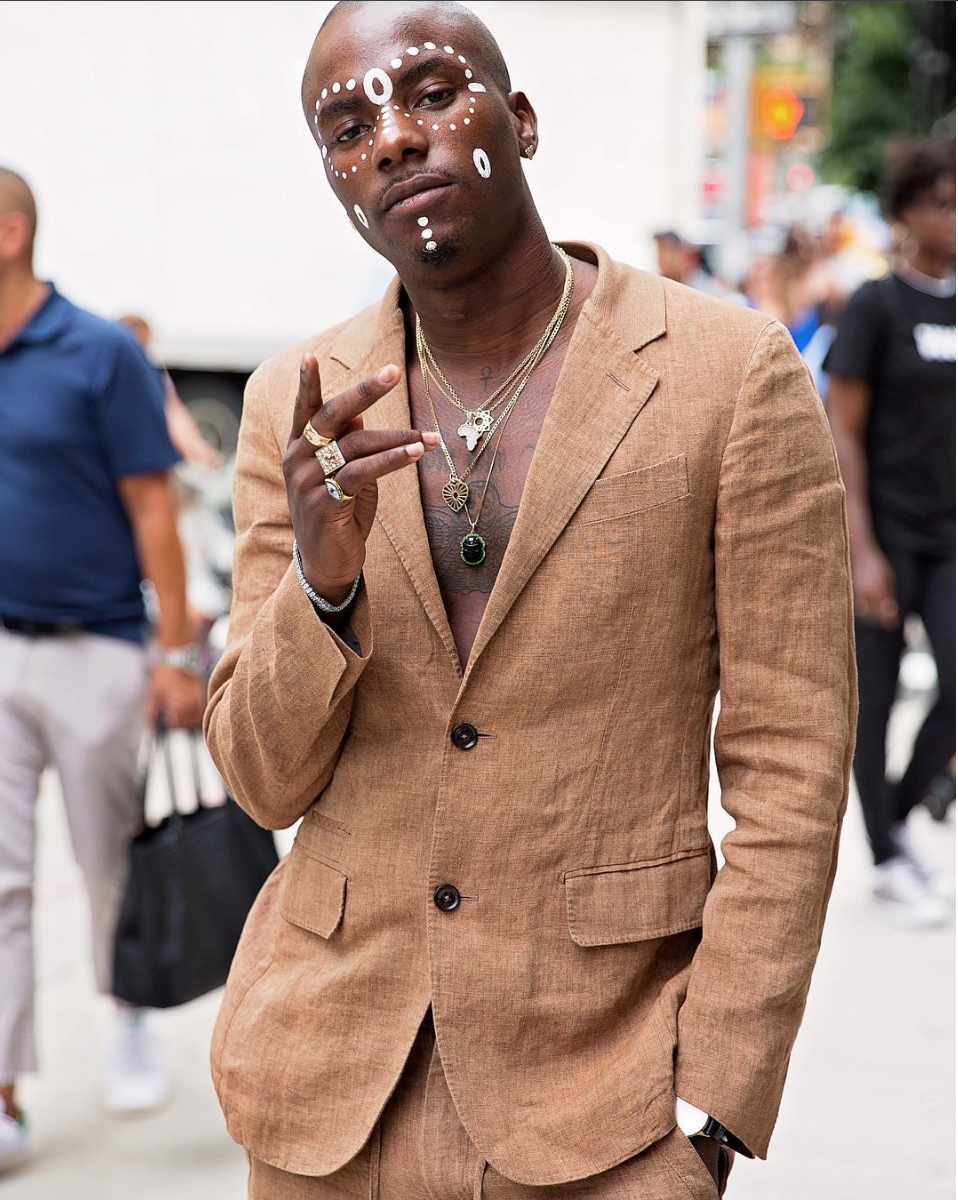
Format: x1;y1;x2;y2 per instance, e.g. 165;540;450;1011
248;1009;732;1200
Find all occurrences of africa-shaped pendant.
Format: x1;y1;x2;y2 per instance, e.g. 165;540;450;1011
459;532;487;566
442;477;470;512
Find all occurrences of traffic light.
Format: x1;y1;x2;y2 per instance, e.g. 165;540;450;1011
759;86;805;140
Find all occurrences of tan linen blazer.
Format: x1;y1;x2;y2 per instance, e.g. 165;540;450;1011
205;242;857;1186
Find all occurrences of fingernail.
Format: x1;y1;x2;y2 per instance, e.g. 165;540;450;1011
378;365;399;384
422;431;440;446
300;355;308;373
406;441;424;457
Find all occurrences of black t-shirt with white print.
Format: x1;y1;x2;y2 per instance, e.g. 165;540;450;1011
826;271;956;556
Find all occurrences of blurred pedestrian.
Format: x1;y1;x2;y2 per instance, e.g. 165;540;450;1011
0;167;206;1169
118;314;223;470
825;139;956;926
653;229;729;298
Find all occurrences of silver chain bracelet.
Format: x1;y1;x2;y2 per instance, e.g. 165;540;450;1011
292;541;361;615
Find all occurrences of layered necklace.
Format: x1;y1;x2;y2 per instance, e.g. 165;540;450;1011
415;247;574;567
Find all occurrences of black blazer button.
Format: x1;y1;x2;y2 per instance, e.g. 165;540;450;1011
451;723;479;750
434;884;461;912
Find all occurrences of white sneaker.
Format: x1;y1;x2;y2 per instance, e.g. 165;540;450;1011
104;1009;171;1115
872;856;950;928
891;821;956;901
0;1108;30;1172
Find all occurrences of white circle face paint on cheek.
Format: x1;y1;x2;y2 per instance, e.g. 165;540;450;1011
473;148;492;178
353;204;369;228
363;67;393;104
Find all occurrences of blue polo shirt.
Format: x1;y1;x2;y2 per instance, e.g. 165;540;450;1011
0;285;179;643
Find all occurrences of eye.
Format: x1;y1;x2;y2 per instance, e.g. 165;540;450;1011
335;124;369;144
416;87;455;108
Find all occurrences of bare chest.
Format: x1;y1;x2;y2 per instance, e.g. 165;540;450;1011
405;351;567;666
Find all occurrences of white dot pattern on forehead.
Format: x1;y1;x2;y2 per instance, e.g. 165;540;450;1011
319;44;488;167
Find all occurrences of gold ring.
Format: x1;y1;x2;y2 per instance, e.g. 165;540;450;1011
324;477;356;504
304;419;332;448
315;440;347;475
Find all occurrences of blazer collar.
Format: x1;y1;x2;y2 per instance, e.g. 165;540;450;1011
327;242;667;684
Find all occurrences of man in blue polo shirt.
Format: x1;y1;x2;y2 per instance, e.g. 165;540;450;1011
0;167;206;1168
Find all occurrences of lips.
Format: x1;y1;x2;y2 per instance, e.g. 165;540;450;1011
382;174;455;214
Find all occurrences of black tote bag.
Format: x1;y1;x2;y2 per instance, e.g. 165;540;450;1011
113;730;278;1009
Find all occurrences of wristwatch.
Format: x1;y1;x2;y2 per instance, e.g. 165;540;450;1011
151;643;205;676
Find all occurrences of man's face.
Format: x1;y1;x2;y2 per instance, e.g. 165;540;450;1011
655;237;690;283
304;5;531;271
903;175;957;263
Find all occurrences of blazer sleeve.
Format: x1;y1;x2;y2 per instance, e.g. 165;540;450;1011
672;320;858;1159
203;363;373;830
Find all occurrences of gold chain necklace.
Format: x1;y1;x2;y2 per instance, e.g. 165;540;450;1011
416;247;573;451
414;248;576;564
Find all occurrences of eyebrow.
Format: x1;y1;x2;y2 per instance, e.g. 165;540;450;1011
318;56;453;122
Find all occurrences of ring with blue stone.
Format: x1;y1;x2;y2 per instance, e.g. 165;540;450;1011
324;476;355;504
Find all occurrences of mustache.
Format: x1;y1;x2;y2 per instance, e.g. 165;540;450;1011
375;166;458;211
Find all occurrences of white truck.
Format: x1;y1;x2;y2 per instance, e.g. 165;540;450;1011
1;0;706;460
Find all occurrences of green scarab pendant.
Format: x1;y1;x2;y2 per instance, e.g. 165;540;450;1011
459;533;487;566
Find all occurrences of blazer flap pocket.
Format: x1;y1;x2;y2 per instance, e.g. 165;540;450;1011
575;454;690;526
280;845;347;939
564;848;710;947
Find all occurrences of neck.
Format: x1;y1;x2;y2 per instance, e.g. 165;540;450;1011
400;209;568;371
0;265;47;350
906;246;949;280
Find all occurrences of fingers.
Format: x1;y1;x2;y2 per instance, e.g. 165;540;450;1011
289;355;325;445
337;427;438;462
309;364;401;438
335;441;430;494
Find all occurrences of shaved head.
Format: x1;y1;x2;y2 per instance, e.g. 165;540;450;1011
0;167;37;267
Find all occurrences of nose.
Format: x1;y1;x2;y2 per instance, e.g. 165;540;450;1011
373;107;429;170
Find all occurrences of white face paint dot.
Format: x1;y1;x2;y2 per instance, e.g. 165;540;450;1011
332;82;341;93
407;46;419;55
421;228;433;238
353;204;369;228
468;107;475;114
314;115;318;124
322;145;327;157
315;99;320;111
417;216;428;226
425;241;437;251
458;54;466;63
468;83;486;93
443;45;454;53
347;79;356;90
369;139;374;145
351;165;357;172
416;119;424;125
321;88;328;100
363;67;393;105
432;124;439;130
473;147;492;178
465;69;473;79
404;112;410;118
423;41;436;49
390;58;403;69
361;153;367;160
393;104;399;110
449;124;456;130
463;118;470;125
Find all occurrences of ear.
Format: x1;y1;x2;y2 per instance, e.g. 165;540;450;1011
507;91;538;155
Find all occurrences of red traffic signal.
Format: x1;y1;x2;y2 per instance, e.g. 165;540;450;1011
759;87;804;140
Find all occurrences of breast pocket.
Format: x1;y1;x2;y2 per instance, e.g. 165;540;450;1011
572;454;690;527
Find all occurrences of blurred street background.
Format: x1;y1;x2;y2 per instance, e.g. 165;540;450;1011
0;1;954;1197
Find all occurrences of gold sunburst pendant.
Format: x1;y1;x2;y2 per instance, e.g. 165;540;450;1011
442;477;470;512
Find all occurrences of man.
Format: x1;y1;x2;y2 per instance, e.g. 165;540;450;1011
205;4;856;1197
0;168;206;1168
653;229;728;298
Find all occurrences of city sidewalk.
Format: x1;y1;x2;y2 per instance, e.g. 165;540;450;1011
4;695;954;1199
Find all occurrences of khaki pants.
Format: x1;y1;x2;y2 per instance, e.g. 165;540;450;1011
0;627;147;1080
248;1010;733;1200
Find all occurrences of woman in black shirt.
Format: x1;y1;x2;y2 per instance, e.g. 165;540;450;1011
827;140;955;926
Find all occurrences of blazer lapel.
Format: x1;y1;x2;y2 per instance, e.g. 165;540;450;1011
330;289;462;677
462;248;666;682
